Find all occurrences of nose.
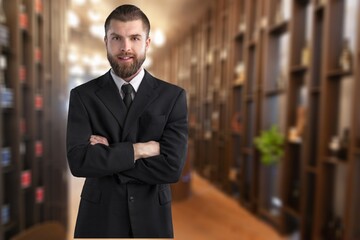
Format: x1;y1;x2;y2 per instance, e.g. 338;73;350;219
120;38;131;52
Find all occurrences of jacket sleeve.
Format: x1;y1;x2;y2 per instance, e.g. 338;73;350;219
117;89;188;185
66;89;135;178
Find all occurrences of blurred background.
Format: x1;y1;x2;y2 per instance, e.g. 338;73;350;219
0;0;360;239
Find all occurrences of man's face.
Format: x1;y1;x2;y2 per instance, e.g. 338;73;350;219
104;19;150;81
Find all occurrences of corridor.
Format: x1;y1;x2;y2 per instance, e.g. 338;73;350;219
68;172;284;240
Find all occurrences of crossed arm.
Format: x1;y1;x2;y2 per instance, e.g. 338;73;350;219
89;135;159;161
67;88;188;184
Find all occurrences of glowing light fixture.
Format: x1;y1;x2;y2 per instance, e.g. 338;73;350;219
89;24;104;39
68;10;80;28
72;0;86;6
88;9;101;22
152;29;166;47
67;52;79;63
69;65;85;76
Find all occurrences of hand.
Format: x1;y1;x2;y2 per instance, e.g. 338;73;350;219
133;141;160;161
89;135;109;146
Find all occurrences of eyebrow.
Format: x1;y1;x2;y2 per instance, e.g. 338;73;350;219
109;33;143;39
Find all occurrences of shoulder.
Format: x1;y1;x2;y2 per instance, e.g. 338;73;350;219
145;70;185;95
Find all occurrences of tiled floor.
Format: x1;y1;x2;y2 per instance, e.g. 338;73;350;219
68;172;285;240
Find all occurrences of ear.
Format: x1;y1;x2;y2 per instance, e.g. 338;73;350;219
104;36;107;46
145;37;151;50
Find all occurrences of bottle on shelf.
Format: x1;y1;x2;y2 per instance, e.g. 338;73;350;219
323;215;344;240
238;15;246;33
234;62;245;85
338;128;349;160
231;111;242;134
1;204;10;225
274;0;284;24
0;0;6;24
319;0;327;6
329;136;341;158
301;41;311;66
339;38;352;72
1;147;11;167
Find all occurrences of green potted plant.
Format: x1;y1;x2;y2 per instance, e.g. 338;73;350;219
254;125;285;165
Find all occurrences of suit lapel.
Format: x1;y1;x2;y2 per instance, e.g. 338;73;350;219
122;71;159;140
95;71;127;128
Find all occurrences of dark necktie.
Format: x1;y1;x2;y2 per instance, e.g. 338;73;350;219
121;84;134;110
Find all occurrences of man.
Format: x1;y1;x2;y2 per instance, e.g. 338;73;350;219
66;4;188;238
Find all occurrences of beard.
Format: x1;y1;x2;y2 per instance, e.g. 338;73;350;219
107;51;146;79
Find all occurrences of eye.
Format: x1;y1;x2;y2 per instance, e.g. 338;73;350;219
112;36;120;41
131;36;141;41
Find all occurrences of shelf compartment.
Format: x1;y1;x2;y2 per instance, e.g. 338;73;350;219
265;32;290;91
348;156;360;239
310;8;325;88
283;143;302;212
319;163;348;240
301;172;316;239
258;164;283;225
240;154;255;208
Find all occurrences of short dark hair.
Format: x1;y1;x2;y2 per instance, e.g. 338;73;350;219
104;4;151;38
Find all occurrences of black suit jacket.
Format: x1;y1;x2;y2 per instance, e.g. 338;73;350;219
66;70;188;238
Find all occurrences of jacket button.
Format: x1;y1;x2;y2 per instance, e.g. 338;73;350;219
129;196;134;202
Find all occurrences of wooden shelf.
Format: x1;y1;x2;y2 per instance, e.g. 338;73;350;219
247;40;257;48
268;20;288;35
324;157;347;165
245;94;254;102
233;81;244;87
234;31;245;40
2;165;15;174
150;0;360;239
291;65;308;74
242;148;253;155
264;88;284;96
283;205;301;219
355;148;360;155
259;207;281;226
327;69;352;78
305;166;317;174
1;1;68;239
310;86;321;94
315;3;325;14
3;221;17;232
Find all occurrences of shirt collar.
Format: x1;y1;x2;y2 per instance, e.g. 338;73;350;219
110;68;144;93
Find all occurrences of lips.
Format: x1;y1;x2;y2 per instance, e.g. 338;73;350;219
117;55;134;63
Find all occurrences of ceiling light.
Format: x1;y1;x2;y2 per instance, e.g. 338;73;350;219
72;0;86;6
152;29;166;47
88;9;101;22
68;10;80;28
89;24;104;39
82;55;92;66
69;65;85;76
67;52;78;63
90;54;106;67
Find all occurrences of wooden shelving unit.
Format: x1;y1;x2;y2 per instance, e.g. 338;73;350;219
0;1;68;239
150;0;360;239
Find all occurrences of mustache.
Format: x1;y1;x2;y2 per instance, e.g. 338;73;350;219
117;52;135;58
